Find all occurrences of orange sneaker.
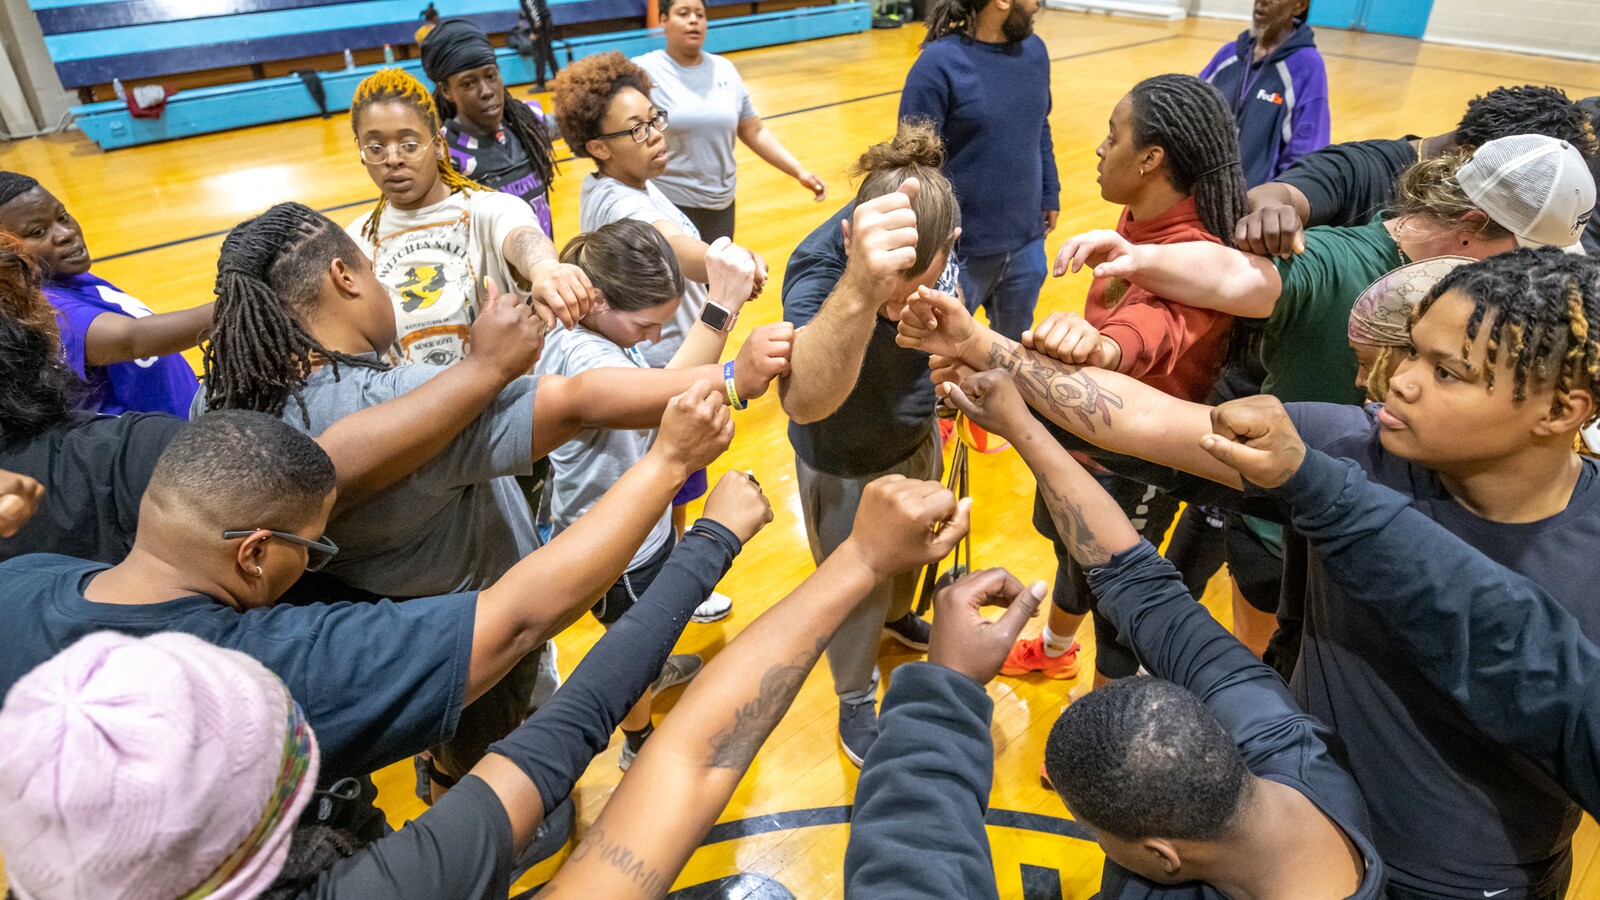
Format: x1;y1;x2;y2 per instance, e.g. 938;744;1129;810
1000;635;1081;679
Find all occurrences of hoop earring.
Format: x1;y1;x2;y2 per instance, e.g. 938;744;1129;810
254;565;264;576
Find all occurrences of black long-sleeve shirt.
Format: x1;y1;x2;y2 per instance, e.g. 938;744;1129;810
1272;449;1600;818
296;520;741;899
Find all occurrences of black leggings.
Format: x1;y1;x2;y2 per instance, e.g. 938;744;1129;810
679;202;736;244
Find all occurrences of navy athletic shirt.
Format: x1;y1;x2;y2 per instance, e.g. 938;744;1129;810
1270;448;1600;818
843;542;1384;900
1284;402;1600;899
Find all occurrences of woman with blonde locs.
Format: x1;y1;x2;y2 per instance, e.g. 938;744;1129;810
345;67;592;368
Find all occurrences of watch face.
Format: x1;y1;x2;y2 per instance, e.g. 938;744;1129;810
702;303;733;331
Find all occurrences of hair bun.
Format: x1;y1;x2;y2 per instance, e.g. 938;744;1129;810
852;118;945;176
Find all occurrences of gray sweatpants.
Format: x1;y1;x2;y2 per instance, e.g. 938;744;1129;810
795;430;942;706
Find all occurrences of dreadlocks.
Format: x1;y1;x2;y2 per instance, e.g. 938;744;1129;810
1127;74;1249;248
203;202;387;426
350;68;488;244
435;86;558;197
1419;248;1600;414
1455;85;1597;159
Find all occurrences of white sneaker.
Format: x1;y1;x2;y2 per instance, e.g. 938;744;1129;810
691;591;733;623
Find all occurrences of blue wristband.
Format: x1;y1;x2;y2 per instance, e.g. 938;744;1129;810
723;360;748;410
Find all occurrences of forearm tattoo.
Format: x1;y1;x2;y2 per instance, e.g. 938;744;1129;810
1038;475;1112;568
509;227;556;273
985;342;1124;433
707;637;828;769
566;822;673;896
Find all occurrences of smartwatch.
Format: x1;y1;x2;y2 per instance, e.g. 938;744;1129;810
700;301;738;333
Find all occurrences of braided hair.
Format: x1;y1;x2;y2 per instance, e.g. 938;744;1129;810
1418;249;1600;415
203;202;387;425
1127;75;1248;248
922;0;982;43
0;234;83;447
351;68;489;244
433;83;558;198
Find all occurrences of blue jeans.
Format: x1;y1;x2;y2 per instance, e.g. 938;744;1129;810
956;237;1047;341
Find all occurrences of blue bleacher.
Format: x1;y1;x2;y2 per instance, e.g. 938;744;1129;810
31;0;870;149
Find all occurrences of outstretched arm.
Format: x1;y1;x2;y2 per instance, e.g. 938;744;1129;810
898;287;1241;488
530;324;790;460
503;224;595;330
316;279;541;508
541;476;971;899
844;569;1044;900
737;116;828;200
468;381;732;706
83;303;214;366
1202;396;1600;814
1053;230;1283;318
313;476;772;897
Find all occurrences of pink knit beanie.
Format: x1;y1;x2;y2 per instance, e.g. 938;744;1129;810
0;631;320;900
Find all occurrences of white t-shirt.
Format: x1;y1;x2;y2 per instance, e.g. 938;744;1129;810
578;173;708;367
536;324;672;572
633;50;756;211
347;189;537;367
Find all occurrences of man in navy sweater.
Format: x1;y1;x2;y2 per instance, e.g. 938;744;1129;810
900;0;1059;340
843;371;1381;899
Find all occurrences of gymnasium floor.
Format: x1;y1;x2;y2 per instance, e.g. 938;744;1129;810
3;10;1599;897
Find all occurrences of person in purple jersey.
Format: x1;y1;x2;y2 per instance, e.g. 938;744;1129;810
423;20;559;238
1199;0;1330;187
0;172;211;418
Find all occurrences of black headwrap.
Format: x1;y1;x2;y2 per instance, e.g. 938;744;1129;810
0;172;40;209
420;19;498;85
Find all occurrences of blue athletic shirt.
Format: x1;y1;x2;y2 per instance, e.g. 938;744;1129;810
0;553;474;782
44;273;198;418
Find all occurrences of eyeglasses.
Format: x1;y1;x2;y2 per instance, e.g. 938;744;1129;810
222;529;341;572
597;111;669;144
357;135;438;165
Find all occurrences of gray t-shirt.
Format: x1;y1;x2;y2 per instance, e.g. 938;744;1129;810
536;325;672;571
578;173;707;367
633;49;756;211
280;358;538;597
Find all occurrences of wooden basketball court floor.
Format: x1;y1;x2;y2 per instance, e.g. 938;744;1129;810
3;10;1600;897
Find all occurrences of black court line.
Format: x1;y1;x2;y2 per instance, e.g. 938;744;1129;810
1317;49;1598;94
508;803;1094;899
91;34;1181;264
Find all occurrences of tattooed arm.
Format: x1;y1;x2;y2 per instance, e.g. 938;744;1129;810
897;286;1242;489
941;371;1141;567
541;476;972;899
503;224;595;330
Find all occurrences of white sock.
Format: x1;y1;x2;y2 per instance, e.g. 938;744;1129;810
1041;623;1075;657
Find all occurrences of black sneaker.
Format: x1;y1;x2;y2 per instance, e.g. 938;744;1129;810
882;611;931;651
838;700;880;767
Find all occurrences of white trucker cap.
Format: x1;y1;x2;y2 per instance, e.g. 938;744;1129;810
1459;134;1595;253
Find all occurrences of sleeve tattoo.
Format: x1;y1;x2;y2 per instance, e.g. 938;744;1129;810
985;342;1124;433
1037;475;1112;568
706;637;829;769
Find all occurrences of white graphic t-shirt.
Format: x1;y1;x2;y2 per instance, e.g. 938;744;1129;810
348;189;535;367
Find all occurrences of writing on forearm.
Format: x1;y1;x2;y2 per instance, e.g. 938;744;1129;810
706;637;828;769
1038;475;1112;567
566;823;673;895
985;341;1124;433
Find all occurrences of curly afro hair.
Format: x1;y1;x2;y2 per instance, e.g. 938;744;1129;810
1456;86;1597;160
551;51;654;161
